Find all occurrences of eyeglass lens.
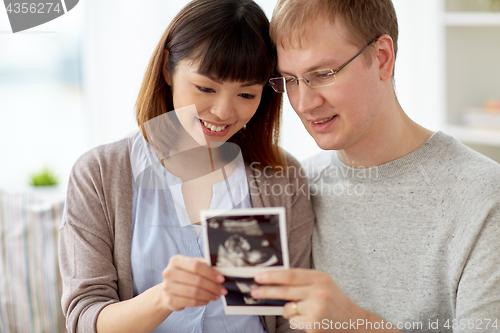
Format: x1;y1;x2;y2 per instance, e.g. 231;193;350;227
269;36;379;94
270;69;336;93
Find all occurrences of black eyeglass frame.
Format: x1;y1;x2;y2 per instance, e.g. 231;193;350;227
269;36;380;93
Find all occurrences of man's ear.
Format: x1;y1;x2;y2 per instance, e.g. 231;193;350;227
375;34;395;81
163;49;172;86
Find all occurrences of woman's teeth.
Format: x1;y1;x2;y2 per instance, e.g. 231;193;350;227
202;120;227;132
314;116;334;124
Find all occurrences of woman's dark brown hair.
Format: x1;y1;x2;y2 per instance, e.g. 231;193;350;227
135;0;285;167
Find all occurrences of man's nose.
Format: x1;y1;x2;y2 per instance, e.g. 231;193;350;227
293;80;323;115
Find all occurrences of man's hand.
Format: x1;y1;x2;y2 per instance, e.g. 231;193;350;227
250;268;399;332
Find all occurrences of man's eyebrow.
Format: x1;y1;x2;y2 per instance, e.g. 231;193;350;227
278;58;340;76
276;66;287;75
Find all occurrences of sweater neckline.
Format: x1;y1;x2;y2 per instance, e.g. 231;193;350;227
329;131;450;181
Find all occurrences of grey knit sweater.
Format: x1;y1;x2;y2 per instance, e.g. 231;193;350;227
304;131;500;333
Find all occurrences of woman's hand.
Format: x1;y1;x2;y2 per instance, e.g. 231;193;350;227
160;255;227;312
96;255;226;333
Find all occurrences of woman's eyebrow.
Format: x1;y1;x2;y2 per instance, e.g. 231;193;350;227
240;81;262;87
194;72;262;87
193;70;262;87
195;71;223;84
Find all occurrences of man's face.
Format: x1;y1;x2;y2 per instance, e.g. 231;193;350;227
277;17;384;153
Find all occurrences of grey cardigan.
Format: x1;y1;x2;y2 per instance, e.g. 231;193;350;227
59;136;314;333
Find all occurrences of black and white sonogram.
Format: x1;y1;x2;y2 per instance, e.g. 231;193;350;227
201;208;288;315
223;276;287;307
203;208;287;275
214;216;280;267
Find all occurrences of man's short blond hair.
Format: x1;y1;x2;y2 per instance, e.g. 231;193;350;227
270;0;399;65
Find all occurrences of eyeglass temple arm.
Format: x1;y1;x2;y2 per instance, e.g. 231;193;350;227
332;36;380;75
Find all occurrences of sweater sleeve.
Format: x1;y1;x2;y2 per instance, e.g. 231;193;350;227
454;201;500;332
59;148;122;333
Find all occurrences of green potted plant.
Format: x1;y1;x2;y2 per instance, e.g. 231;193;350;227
29;166;63;200
30;166;58;187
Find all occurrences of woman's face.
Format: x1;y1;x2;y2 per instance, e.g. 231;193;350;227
168;60;264;147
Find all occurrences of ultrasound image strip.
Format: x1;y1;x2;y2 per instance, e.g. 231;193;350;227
201;207;288;315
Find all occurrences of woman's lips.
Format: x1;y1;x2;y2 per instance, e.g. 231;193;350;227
198;118;232;137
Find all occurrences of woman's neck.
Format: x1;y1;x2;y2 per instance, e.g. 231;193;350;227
162;142;234;182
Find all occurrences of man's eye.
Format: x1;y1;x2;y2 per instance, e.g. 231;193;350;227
285;77;296;83
315;72;333;79
239;93;255;100
196;86;215;93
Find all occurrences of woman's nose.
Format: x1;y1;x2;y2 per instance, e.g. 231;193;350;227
210;99;235;120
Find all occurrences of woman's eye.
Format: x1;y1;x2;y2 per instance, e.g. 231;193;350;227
239;93;255;100
196;86;215;93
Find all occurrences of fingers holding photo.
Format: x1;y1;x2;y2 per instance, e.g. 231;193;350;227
252;268;337;300
250;269;350;325
161;255;227;312
254;267;322;285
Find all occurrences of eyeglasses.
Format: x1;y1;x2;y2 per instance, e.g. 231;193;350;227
269;37;379;94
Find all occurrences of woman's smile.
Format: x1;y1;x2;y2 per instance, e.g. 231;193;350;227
198;118;233;137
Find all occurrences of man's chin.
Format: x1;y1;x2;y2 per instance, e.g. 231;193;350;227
313;136;342;151
302;124;343;151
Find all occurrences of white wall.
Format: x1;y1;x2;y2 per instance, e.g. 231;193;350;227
0;3;88;191
82;1;170;146
392;0;445;131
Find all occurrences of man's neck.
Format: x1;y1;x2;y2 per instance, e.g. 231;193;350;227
337;103;433;168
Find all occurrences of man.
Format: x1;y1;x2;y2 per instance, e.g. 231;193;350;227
251;0;500;332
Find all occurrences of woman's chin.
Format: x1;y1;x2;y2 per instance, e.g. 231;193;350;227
205;140;226;148
204;131;236;148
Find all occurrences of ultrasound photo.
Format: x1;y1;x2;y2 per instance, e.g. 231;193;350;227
224;276;286;314
201;207;289;315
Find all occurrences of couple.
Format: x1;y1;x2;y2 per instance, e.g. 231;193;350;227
59;0;500;332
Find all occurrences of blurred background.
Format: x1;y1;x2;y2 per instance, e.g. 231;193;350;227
1;0;499;192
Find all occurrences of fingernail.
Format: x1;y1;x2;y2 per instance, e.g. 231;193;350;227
221;287;227;295
216;274;225;283
254;273;263;283
251;288;260;297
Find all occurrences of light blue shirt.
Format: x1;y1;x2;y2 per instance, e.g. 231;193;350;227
129;135;266;333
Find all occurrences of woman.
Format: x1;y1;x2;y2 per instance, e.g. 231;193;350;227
58;0;314;332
